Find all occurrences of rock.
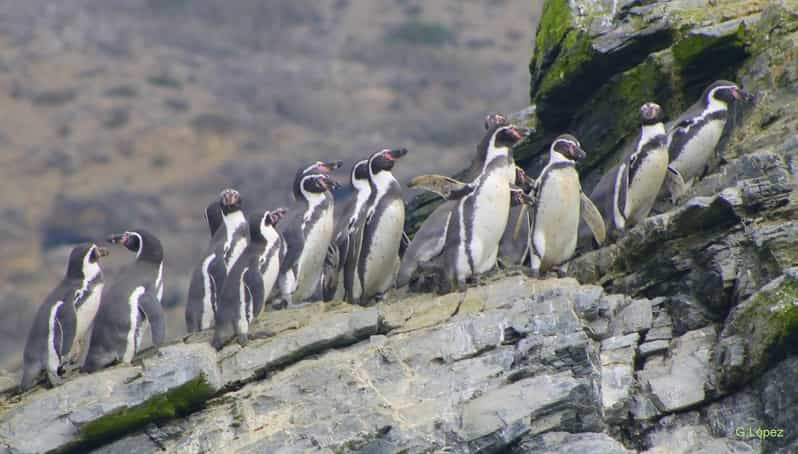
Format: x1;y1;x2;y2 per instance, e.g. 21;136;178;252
638;340;669;358
757;356;798;451
613;298;653;335
712;269;798;392
515;431;633;453
219;308;380;384
670;294;720;336
641;326;716;413
643;421;757;454
600;333;638;423
0;343;221;453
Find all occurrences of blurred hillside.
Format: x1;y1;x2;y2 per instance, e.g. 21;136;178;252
0;0;542;369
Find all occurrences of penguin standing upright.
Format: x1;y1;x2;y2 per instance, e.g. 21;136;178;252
320;159;371;301
345;148;407;304
213;208;286;349
528;135;606;277
397;115;522;288
83;230;167;372
277;172;337;307
20;243;108;390
185;189;248;333
666;80;753;201
584;102;668;242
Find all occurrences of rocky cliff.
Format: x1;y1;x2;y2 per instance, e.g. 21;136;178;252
3;0;798;452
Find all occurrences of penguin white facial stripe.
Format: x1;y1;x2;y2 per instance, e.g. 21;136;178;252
127;232;144;259
46;301;65;373
124;287;146;363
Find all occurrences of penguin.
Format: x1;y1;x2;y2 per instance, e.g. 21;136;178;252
319;159;371;301
276;172;337;307
345;148;408;304
498;166;536;267
212;208;286;349
666;80;753;201
20;243;108;390
291;161;343;201
82;229;167;372
583;102;668;243
185;189;248;333
396;115;526;289
528;134;606;277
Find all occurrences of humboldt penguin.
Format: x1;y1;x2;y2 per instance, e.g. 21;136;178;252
20;243;108;390
213;208;285;349
319;159;371;301
396;114;524;288
528;134;606;277
584;102;668;243
83;230;166;372
185;189;248;333
345;148;407;304
276;172;336;307
666;80;754;201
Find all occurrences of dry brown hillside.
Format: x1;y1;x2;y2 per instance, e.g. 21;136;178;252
0;0;542;369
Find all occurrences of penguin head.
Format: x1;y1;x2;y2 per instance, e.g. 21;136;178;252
483;113;508;131
264;207;287;227
66;243;108;279
492;125;530;150
550;134;586;162
369;148;408;175
292;161;342;200
219;188;243;215
640;102;664;125
107;229;163;264
300;173;334;195
704;80;754;106
204;200;224;237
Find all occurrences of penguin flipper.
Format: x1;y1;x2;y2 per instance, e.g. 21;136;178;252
244;266;266;319
408;175;473;200
208;255;227;314
580;192;607;247
665;166;687;203
399;231;410;259
138;292;166;347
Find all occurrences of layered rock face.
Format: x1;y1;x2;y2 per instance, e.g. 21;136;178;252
3;0;798;452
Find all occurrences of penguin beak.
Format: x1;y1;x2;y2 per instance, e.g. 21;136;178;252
733;87;754;103
572;146;586;161
107;233;127;245
320;161;343;173
96;246;110;257
508;125;533;142
220;189;241;207
386;148;408;160
271;208;287;224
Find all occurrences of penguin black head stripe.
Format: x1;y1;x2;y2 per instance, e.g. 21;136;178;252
640;102;664;125
703;80;754;106
484;113;508;131
204;200;224;237
293;161;343;199
369;148;408;174
248;208;286;241
352;160;370;182
301;173;333;194
551;134;586;161
66;243;109;279
493;125;529;150
219;188;242;215
107;229;163;263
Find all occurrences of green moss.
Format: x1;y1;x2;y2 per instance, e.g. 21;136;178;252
736;277;798;357
536;30;595;99
72;375;215;452
534;0;572;64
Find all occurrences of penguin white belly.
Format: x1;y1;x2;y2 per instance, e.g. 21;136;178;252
123;287;145;363
237;271;250;335
671;120;724;183
75;284;103;342
362;200;405;297
471;169;512;274
200;254;216;329
534;168;580;268
260;251;281;300
294;210;334;301
625;147;668;225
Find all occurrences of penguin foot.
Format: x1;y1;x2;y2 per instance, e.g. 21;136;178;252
46;370;64;388
237;334;249;347
272;299;288;311
553;264;569;278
